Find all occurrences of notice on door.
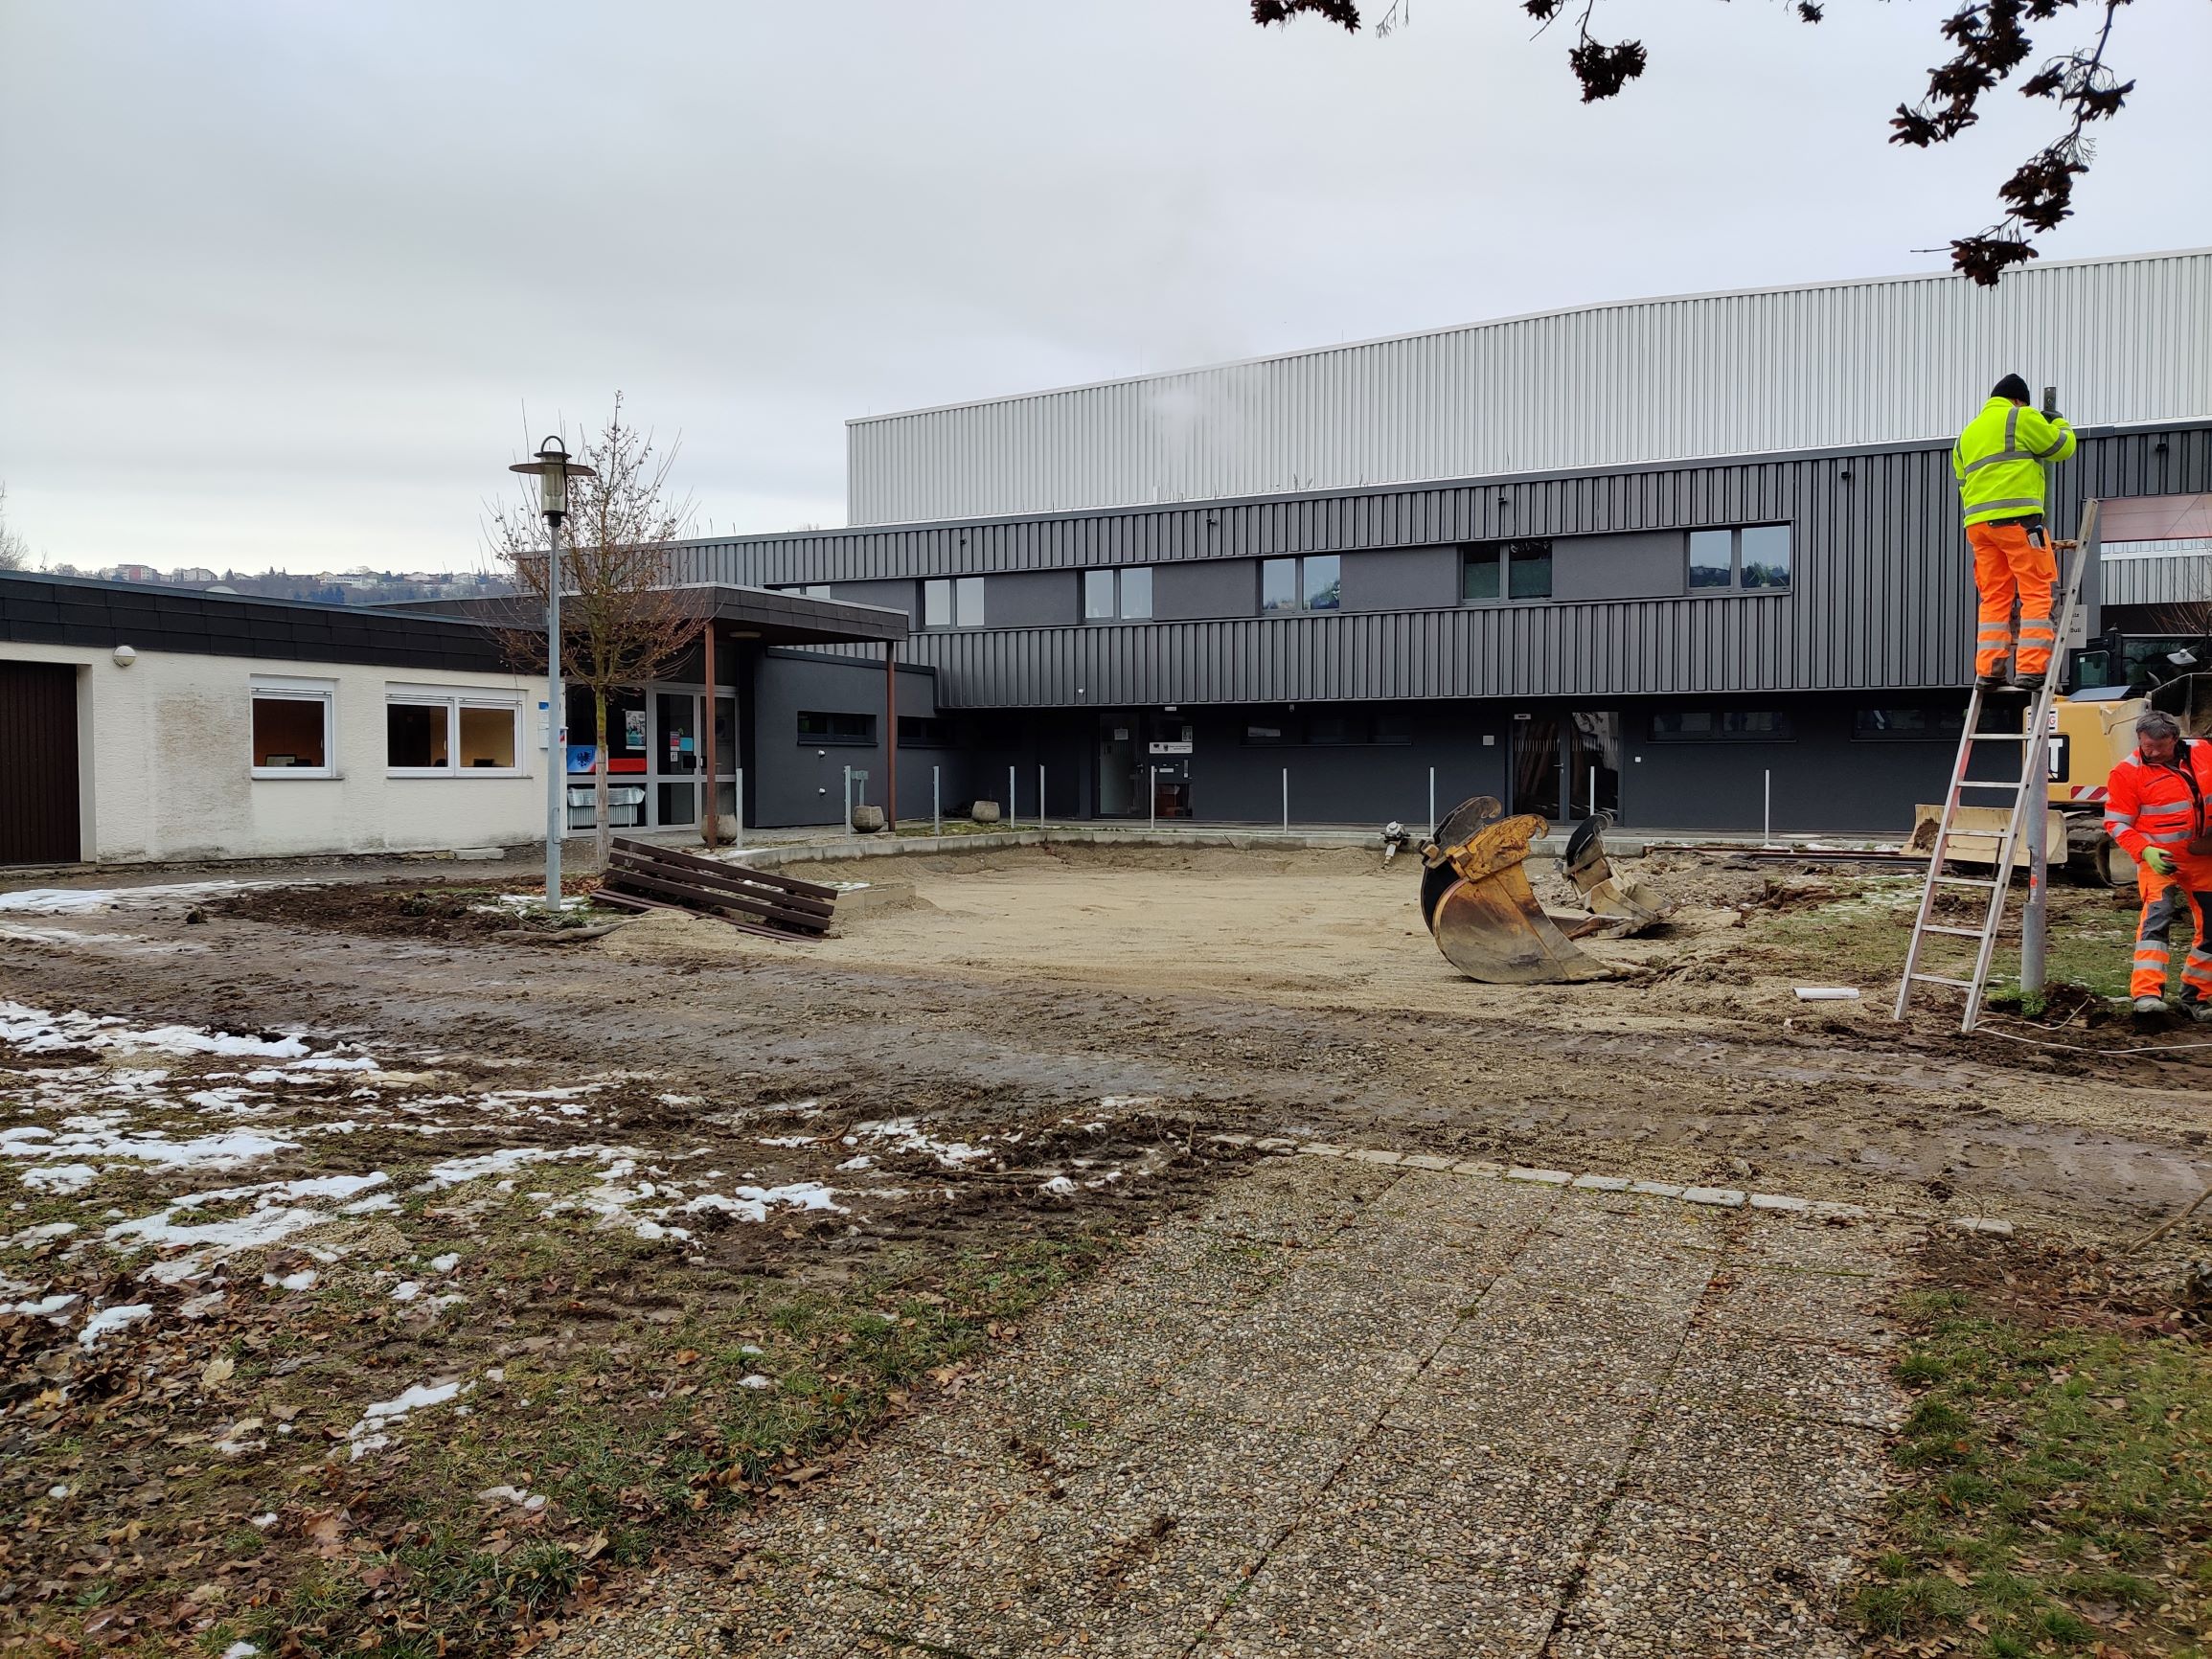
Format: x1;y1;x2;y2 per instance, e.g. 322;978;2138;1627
1149;740;1193;755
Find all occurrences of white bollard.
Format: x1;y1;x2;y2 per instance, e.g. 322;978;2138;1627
1038;763;1045;830
1428;766;1436;839
932;765;941;837
1282;767;1288;832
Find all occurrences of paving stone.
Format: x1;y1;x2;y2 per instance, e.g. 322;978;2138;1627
1619;1399;1889;1528
1381;1329;1669;1464
1663;1328;1908;1432
1551;1497;1865;1658
1197;1155;1397;1247
1208;1530;1558;1658
1680;1185;1747;1207
1571;1173;1632;1191
1702;1261;1901;1348
1505;1166;1573;1185
1060;1403;1355;1545
731;1449;1028;1597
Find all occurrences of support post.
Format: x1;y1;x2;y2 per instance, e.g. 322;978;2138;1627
843;765;853;834
933;766;941;837
1282;767;1288;832
1150;766;1157;831
884;642;899;832
701;624;718;850
1589;764;1597;821
543;515;564;906
734;766;743;843
1008;764;1015;830
1428;766;1436;839
1038;763;1045;830
1764;769;1772;847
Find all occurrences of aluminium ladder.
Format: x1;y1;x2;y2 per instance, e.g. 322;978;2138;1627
1894;500;2100;1033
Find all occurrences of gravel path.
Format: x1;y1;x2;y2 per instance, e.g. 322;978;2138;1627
549;1154;1910;1658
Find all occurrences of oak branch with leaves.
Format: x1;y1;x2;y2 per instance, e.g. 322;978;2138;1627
487;396;701;867
1251;0;2136;284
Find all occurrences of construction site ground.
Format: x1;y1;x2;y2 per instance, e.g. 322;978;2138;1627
6;842;2210;1656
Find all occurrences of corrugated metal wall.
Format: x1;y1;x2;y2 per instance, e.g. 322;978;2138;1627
671;425;2212;710
2105;551;2212;606
846;251;2212;526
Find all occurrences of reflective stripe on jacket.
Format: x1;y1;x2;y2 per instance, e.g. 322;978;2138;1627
2105;740;2212;860
1953;397;2077;529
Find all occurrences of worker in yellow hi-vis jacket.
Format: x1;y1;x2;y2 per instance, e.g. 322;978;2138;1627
1953;373;2077;693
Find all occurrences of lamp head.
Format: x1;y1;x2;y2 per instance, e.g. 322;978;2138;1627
508;435;597;522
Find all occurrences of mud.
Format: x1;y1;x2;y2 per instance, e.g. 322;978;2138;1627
7;844;2211;1243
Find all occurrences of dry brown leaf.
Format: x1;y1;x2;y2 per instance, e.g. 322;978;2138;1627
200;1354;235;1389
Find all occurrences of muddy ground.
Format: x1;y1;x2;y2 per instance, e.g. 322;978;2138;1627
6;842;2212;1653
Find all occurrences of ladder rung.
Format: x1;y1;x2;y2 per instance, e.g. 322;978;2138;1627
1955;780;2023;792
1910;972;1976;989
1920;924;1989;939
1965;732;2032;742
1932;875;1997;888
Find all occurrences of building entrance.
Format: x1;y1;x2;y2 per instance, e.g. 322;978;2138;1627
1511;711;1623;825
1096;715;1140;816
1145;713;1195;819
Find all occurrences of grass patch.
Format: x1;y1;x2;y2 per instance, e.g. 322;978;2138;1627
1856;1254;2212;1655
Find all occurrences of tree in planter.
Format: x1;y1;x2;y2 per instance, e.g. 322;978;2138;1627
489;395;701;869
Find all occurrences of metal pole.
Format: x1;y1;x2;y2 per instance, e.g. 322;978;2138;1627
843;765;852;833
1282;767;1288;832
1150;765;1157;831
543;514;563;908
933;765;941;837
1038;763;1045;830
1008;764;1015;830
701;625;718;850
1764;769;1771;847
1428;766;1436;839
734;766;743;842
884;643;899;832
1589;764;1597;820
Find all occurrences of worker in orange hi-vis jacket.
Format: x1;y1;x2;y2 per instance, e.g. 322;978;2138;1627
1953;374;2077;692
2104;709;2212;1019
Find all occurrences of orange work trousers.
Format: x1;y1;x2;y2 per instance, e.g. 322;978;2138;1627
2132;860;2212;1005
1969;518;2058;678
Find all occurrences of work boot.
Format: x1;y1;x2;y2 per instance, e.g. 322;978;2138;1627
2133;994;2169;1016
2187;1002;2212;1024
2017;673;2046;693
1974;673;2009;691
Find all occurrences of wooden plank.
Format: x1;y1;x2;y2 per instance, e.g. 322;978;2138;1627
603;864;830;935
609;837;841;902
609;843;835;919
605;851;835;929
605;839;837;911
595;887;815;943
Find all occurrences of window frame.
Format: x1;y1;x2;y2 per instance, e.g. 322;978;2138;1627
797;710;876;747
1686;524;1793;596
778;583;832;601
383;686;526;779
1462;539;1554;606
1260;555;1341;616
249;676;337;780
1851;706;1966;742
897;715;956;748
1083;566;1154;623
1648;709;1796;743
923;576;987;629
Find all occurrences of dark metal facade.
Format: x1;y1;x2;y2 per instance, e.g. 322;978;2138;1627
666;423;2212;712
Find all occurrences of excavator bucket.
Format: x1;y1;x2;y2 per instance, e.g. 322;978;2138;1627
1559;810;1676;932
1419;798;1612;984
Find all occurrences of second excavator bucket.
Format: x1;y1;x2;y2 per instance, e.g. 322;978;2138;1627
1419;798;1611;984
1559;810;1676;933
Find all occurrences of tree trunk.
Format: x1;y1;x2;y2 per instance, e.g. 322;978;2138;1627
594;689;612;870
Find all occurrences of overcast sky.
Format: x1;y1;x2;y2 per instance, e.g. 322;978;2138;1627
3;1;2207;575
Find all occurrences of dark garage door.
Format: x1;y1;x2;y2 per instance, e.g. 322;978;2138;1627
0;661;81;865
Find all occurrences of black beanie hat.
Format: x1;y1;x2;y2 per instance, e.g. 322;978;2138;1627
1992;374;2032;402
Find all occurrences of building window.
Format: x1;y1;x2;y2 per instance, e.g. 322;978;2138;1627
1689;525;1791;593
1464;540;1554;603
1650;709;1794;741
778;584;832;601
1243;721;1294;746
250;679;335;777
1085;566;1153;622
1306;713;1359;745
1853;706;1966;740
897;716;954;747
386;690;523;774
1260;555;1340;614
1239;711;1413;746
798;710;875;745
923;576;985;628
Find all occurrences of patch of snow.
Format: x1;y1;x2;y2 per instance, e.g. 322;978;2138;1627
679;1181;845;1225
346;1378;464;1458
23;1163;97;1193
5;1292;80;1319
429;1252;460;1273
339;1193;399;1215
179;1289;226;1318
106;1173;390;1272
757;1135;817;1148
0;879;277;916
291;1054;380;1073
417;1145;621;1189
48;1484;70;1500
249;1513;277;1530
835;1154;875;1171
8;1221;77;1247
0;1000;309;1060
391;1282;421;1302
264;1270;317;1292
78;1303;153;1348
2;1116;296;1175
848;1117;992;1168
737;1374;774;1389
1038;1175;1079;1198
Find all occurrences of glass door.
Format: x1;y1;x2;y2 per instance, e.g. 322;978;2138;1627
1510;716;1563;822
648;688;738;830
1565;712;1623;822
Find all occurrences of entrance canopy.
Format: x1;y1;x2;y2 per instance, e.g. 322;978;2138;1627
390;583;909;649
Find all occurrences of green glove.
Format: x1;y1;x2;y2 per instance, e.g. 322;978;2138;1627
2144;848;2177;875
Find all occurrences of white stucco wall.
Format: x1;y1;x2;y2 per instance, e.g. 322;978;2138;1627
0;643;550;863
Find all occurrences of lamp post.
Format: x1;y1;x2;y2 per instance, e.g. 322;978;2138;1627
509;437;596;910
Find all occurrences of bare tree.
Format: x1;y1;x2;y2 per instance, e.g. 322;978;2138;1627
487;395;702;868
0;486;33;571
1251;0;2138;285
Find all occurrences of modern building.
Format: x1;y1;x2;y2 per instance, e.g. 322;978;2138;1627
663;249;2212;835
6;250;2210;864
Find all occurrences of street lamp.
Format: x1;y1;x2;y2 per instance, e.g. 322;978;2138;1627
509;436;596;910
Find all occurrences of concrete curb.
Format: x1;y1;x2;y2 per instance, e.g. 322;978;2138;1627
1209;1131;2015;1234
